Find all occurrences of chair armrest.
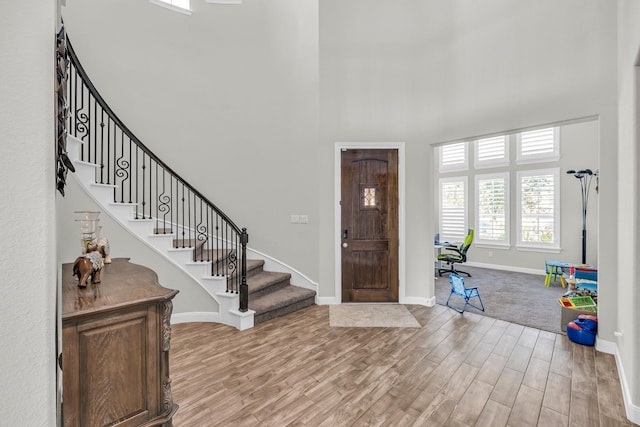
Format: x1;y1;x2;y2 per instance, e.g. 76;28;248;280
441;246;462;255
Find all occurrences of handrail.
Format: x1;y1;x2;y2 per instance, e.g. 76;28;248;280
64;36;249;311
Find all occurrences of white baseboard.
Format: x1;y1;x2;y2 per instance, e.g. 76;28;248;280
595;337;616;354
466;261;545;276
611;346;640;424
317;296;340;305
594;338;640;425
171;311;220;324
401;296;436;307
318;296;436;307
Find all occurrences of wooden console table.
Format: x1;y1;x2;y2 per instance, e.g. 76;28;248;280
61;258;179;427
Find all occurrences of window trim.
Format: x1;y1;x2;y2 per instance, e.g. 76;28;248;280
474;135;510;169
439;176;468;243
149;0;192;15
439;142;469;173
475;172;510;247
516;127;560;164
516;168;560;250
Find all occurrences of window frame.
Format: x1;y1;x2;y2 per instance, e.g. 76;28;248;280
438;176;468;243
516;127;560;164
475;172;510;248
516;168;560;251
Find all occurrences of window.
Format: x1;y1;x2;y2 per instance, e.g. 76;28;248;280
516;168;560;249
516;127;559;164
475;135;509;168
149;0;191;15
475;173;509;246
439;177;467;242
439;142;468;172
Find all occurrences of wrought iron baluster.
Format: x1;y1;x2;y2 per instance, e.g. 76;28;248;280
115;131;129;203
135;148;140;219
99;109;105;184
180;183;186;248
141;152;146;219
155;162;159;232
106;117;111;185
128;137;132;203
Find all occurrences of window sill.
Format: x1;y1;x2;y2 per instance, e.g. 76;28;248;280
149;0;192;15
516;245;561;253
475;243;511;250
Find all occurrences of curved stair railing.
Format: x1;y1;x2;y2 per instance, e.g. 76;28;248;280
63;35;249;312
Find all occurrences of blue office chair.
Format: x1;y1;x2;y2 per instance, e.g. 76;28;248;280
446;273;485;314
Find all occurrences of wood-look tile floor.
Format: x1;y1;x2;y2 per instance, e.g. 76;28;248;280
169;304;636;427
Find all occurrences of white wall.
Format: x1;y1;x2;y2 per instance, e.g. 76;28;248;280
61;0;320;282
319;0;618;323
0;1;57;425
617;0;640;412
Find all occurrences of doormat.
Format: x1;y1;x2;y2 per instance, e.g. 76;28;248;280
329;304;421;328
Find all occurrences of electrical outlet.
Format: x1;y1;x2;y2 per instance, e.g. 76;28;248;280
290;215;299;223
298;215;309;224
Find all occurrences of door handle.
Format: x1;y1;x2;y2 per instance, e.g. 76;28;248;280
343;229;348;239
342;242;348;248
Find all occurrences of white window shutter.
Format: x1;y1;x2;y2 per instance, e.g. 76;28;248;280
517;128;559;163
439;142;468;172
477;174;508;243
517;169;559;247
440;178;467;242
476;136;507;165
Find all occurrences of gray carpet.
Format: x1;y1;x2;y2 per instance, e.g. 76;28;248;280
434;265;568;333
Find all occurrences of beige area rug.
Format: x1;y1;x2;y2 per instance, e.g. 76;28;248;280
329;304;421;328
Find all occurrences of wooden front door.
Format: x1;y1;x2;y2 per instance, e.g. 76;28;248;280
341;149;399;302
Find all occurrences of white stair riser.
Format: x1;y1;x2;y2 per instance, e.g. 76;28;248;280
108;203;136;222
184;262;212;278
201;276;228;295
89;184;116;206
74;161;98;184
167;249;196;265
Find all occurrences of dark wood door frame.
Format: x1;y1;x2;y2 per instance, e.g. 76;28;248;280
334;143;405;304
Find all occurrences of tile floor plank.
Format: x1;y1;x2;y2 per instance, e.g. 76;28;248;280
168;305;634;427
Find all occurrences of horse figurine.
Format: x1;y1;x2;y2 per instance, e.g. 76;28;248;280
73;245;106;287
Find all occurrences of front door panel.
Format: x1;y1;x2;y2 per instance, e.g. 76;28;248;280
341;149;399;302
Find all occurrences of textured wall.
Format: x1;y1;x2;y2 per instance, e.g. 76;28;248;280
617;0;640;412
0;0;57;424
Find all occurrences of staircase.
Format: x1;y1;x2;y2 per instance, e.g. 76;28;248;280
60;31;315;330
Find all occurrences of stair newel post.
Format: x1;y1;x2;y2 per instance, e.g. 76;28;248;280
239;228;249;312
